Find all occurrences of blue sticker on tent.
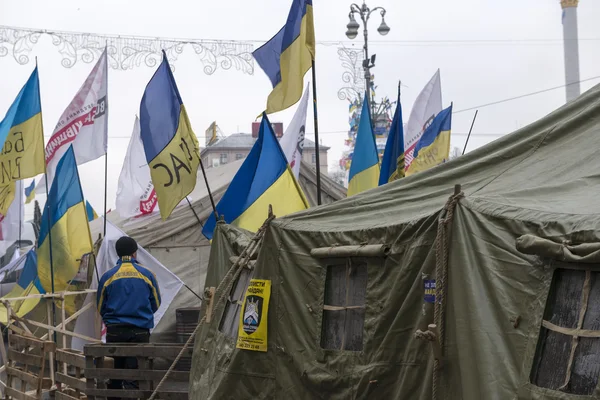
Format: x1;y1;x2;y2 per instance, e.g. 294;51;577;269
424;280;436;303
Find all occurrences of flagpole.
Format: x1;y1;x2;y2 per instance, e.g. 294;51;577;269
197;154;219;220
462;110;478;155
103;44;109;237
185;197;203;227
19;183;22;244
311;60;322;206
36;57;57;340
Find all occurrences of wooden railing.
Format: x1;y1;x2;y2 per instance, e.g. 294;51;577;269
4;333;54;400
84;343;191;399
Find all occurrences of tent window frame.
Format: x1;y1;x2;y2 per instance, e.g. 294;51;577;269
530;261;600;395
218;266;254;339
320;258;368;352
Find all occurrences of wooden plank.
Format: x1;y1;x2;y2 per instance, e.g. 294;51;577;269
56;350;86;369
205;287;216;323
4;387;38;400
39;302;94;342
85;368;190;381
8;349;44;368
8;334;53;351
6;366;40;387
24;318;100;343
56;373;86;391
85;389;188;399
137;358;151;390
45;301;54;386
84;344;192;358
2;289;96;303
56;391;82;400
85;356;95;400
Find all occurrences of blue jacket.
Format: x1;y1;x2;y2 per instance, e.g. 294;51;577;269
97;257;161;330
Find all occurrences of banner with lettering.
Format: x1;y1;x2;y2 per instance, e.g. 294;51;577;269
116;117;158;219
237;279;271;352
37;49;108;191
0;180;23;241
279;85;309;179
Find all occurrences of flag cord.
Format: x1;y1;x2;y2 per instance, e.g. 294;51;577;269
311;60;322;206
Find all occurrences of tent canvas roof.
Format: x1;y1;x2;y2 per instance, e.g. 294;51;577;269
190;84;600;399
108;159;346;247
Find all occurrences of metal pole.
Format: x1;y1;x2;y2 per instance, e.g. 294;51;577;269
18;182;22;244
185;197;204;227
311;61;322;206
103;45;109;237
103;153;108;234
36;57;57;342
462;110;479;155
197;154;219;221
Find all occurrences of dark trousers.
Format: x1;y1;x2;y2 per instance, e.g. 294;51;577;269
106;324;150;400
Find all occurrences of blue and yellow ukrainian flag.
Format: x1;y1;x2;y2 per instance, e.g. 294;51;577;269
406;105;453;177
25;180;36;204
202;113;309;240
0;250;45;323
37;146;93;295
86;200;98;221
379;90;405;185
348;93;380;196
0;67;45;185
253;0;315;114
140;51;200;220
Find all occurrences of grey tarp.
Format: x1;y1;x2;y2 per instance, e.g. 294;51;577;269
190;83;600;399
106;160;346;342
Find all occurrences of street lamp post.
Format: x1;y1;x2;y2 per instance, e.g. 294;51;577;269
346;1;390;119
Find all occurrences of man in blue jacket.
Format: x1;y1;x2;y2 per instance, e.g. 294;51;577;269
97;236;161;398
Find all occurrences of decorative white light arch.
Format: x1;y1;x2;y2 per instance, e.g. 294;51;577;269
0;25;255;75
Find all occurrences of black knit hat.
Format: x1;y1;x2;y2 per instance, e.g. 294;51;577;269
115;236;138;257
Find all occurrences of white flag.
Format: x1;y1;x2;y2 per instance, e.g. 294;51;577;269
0;180;24;241
37;49;108;191
116;117;158;219
280;85;309;178
404;69;442;171
72;219;184;349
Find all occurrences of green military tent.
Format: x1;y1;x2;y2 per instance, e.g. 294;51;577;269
190;84;600;399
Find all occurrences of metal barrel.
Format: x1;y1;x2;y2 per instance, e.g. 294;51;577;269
175;307;201;371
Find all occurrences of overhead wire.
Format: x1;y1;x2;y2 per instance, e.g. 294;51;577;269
57;74;598;141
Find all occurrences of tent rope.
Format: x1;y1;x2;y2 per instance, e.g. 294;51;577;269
432;188;464;400
147;211;275;400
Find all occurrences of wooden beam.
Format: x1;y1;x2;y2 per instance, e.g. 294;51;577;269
205;287;216;323
7;349;43;368
85;389;188;399
2;289;96;303
56;372;86;391
84;344;192;358
55;350;86;369
39;301;94;341
22;319;100;343
5;386;38;400
84;368;190;381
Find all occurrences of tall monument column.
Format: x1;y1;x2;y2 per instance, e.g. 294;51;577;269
561;0;581;102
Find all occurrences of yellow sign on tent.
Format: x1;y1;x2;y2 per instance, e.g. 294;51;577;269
236;279;271;352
